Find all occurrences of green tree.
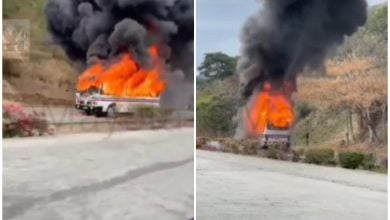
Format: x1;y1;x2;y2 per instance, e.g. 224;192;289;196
365;5;387;41
198;52;237;79
340;5;387;68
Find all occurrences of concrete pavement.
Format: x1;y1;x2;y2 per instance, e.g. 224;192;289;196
3;129;194;220
196;150;387;220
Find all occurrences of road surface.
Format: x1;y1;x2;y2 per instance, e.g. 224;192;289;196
3;129;194;220
197;150;387;220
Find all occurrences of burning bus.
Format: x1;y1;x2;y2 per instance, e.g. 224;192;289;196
45;0;194;118
76;46;165;117
243;82;295;149
77;91;160;117
235;0;367;152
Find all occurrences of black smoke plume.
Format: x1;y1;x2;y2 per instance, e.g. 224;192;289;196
45;0;193;108
238;0;367;98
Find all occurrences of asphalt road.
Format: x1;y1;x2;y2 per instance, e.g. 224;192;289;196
3;129;194;220
197;150;387;220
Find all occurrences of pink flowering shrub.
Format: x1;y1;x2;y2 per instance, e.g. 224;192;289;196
3;102;50;137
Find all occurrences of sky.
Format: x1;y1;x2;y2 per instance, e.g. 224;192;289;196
196;0;387;67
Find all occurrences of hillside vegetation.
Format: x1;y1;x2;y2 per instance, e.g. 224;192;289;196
197;4;387;155
3;0;78;105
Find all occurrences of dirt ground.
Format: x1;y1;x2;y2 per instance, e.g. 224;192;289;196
3;54;78;106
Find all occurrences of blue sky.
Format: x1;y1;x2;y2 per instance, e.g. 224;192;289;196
196;0;387;67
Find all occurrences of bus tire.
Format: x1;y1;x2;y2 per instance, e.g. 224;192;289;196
107;105;116;118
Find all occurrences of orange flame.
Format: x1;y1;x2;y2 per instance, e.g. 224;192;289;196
244;82;294;136
77;46;165;98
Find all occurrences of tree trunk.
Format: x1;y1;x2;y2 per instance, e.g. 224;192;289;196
346;111;350;145
345;108;355;143
365;108;380;144
348;109;355;142
356;109;365;139
382;105;387;141
367;123;380;143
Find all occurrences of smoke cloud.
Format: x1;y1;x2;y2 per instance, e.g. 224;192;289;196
45;0;193;109
238;0;367;98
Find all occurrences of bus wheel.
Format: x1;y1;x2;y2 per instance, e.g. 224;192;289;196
107;106;116;118
85;109;92;116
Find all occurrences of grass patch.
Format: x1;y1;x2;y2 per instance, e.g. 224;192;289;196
4;0;49;43
292;108;347;147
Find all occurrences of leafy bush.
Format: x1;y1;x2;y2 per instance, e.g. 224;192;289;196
304;148;335;165
136;106;159;118
217;138;240;153
361;153;377;170
266;146;280;159
380;155;387;169
196;137;210;149
196;95;236;136
292;149;305;162
158;108;174;118
3;102;49;137
241;140;259;155
338;151;365;169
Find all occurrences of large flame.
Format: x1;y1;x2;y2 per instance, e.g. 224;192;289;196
77;46;165;98
244;82;295;136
